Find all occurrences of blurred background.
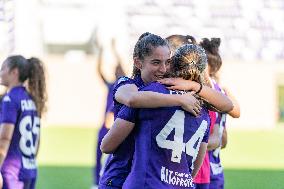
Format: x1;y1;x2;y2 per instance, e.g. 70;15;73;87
0;0;284;188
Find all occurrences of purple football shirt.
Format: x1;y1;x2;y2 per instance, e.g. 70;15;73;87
99;76;144;188
209;79;227;187
1;86;39;181
120;82;210;189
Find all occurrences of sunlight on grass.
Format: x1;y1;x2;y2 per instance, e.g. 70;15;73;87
37;127;97;166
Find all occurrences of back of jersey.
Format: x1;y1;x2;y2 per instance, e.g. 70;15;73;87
123;82;210;189
1;86;39;180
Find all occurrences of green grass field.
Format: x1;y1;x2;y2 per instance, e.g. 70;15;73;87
36;126;284;189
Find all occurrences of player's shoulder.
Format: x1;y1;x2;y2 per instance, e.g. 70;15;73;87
140;82;167;93
117;76;132;85
2;94;12;103
114;76;134;89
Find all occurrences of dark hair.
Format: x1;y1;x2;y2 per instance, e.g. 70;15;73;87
132;32;169;77
5;55;47;117
199;38;222;78
166;35;197;54
169;44;207;84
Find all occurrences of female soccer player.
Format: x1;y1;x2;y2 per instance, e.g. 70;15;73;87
101;44;211;189
160;35;231;189
0;55;47;189
199;38;240;189
93;39;125;187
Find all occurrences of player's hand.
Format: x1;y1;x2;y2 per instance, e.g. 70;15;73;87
158;78;199;91
179;93;201;116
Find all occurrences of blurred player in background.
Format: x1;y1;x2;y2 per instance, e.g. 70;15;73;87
199;38;240;189
0;55;47;189
92;39;125;188
101;44;211;189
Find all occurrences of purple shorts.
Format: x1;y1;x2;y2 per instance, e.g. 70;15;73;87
195;183;209;189
2;172;36;189
209;174;224;189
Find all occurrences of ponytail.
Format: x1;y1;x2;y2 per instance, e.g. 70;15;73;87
27;57;47;117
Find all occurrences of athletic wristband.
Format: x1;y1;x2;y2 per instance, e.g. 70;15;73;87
195;83;203;94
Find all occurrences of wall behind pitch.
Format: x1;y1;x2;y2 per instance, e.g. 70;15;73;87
220;61;284;129
42;55;284;129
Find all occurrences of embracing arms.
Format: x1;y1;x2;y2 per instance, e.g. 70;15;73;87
115;83;202;116
158;78;233;113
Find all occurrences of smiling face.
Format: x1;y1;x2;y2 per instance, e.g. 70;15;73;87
135;45;171;84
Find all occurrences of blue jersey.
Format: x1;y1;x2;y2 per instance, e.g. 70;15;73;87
209;79;227;179
1;86;39;180
121;82;210;189
99;76;144;188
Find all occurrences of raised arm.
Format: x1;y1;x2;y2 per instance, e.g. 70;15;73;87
115;83;201;116
97;46;108;85
104;111;114;129
112;39;125;73
158;78;233;113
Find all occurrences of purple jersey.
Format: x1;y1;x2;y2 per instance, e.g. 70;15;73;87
99;76;144;188
94;82;115;185
112;76;144;117
1;86;39;181
209;79;227;186
121;82;210;189
105;82;115;114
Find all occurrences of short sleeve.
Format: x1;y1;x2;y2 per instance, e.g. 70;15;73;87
1;95;18;124
117;105;137;123
112;77;135;102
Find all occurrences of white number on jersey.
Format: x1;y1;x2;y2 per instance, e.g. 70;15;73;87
156;110;208;168
19;115;40;156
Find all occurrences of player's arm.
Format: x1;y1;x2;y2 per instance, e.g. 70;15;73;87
97;46;109;85
35;130;40;157
100;118;134;154
221;127;227;149
104;111;114;129
158;78;233;113
0;171;3;189
116;84;201;116
112;39;125;73
223;88;240;118
0;123;15;168
207;123;220;150
192;142;208;178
